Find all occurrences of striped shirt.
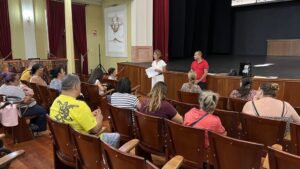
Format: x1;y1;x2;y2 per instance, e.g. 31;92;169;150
111;92;139;110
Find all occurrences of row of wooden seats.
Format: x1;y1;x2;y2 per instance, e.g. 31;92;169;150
47;116;184;169
107;104;300;168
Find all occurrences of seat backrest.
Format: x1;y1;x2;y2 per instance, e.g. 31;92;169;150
108;104;134;142
100;96;110;121
70;127;104;169
48;88;60;105
177;90;199;105
240;113;286;146
85;83;101;110
80;82;90;102
47;116;76;165
209;131;264;169
134;112;166;156
102;78;117;90
29;82;42;105
169;99;199;117
165;119;207;168
268;146;300;169
214;109;241;138
37;85;51;110
217;96;229;110
101;140;147;169
290;123;300;155
228;98;247;112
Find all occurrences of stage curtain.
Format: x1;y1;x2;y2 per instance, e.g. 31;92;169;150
169;0;232;59
0;0;12;60
72;4;88;74
46;0;65;58
153;0;169;61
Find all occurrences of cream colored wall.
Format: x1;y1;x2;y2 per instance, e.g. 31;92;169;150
33;0;48;59
8;0;25;59
100;0;132;70
86;5;101;73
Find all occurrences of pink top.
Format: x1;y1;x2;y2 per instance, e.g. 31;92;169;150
184;108;225;147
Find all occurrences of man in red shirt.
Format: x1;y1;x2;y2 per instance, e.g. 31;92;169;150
191;50;209;90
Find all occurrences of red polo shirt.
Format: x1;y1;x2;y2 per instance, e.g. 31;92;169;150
191;59;209;82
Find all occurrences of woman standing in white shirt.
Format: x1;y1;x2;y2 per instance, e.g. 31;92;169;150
151;49;167;88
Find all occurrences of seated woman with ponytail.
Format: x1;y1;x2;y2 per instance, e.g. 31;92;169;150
242;83;300;135
229;76;256;101
181;71;202;93
184;91;226;147
140;82;183;124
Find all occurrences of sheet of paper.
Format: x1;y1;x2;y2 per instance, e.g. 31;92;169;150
145;67;159;78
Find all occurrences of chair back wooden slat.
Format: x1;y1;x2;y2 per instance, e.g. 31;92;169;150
134;112;166;157
290;123;300;155
177;90;199;105
71;127;104;169
29;82;42;105
48;88;60;105
240;113;286;146
165;119;207;168
209;131;264;169
108;104;134;143
169;99;199;117
37;85;51;110
85;83;101;110
214;109;242;138
217;96;229;110
101;141;147;169
228;98;247;112
80;82;90;102
47;116;76;167
268;146;300;169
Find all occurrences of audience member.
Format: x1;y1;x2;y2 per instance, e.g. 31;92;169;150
191;50;209;90
20;61;36;81
242;83;300;135
181;71;202;93
49;66;65;92
50;74;120;148
107;67;117;80
30;64;47;86
0;72;47;132
140;82;183;123
111;77;141;110
151;49;167;88
88;68;107;95
229;76;256;101
184;91;226;147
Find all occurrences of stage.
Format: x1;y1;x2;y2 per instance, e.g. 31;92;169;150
167;55;300;79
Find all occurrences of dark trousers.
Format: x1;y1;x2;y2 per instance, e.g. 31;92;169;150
199;82;207;90
23;104;47;132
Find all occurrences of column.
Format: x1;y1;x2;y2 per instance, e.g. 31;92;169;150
131;0;153;62
64;0;75;73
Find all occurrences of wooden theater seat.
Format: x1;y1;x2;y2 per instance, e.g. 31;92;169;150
101;139;183;169
134;112;167;161
177;90;199;105
228;98;247;112
209;131;264;169
217;96;229;110
268;146;300;169
48;88;60;105
169;99;199;117
80;82;90;102
37;85;51;110
85;83;102;110
28;82;43;105
290;123;300;155
165;119;209;169
108;104;134;143
47;116;76;169
240;113;286;147
214;109;242;139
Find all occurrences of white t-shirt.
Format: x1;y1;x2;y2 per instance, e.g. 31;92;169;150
151;60;167;88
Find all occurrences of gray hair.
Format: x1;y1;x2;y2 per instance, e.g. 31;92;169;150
61;74;81;91
199;91;219;113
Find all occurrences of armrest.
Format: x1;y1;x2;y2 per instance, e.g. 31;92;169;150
118;139;139;153
0;150;25;167
162;155;183;169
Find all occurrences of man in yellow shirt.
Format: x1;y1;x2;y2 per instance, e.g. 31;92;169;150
50;74;120;147
20;61;36;81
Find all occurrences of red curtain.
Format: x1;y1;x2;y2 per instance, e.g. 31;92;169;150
46;0;65;58
72;4;88;74
0;0;12;60
153;0;169;62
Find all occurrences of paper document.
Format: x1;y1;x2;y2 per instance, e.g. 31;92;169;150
145;67;159;78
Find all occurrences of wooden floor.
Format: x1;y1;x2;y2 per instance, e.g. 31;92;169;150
3;131;53;169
